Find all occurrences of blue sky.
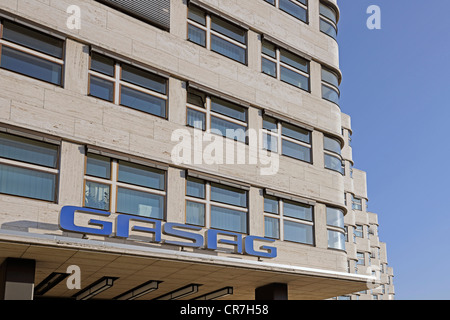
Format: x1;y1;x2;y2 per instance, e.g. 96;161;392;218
337;0;450;300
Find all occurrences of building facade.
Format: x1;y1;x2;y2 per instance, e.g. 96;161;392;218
0;0;394;300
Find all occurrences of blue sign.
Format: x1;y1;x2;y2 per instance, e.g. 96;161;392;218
59;206;277;258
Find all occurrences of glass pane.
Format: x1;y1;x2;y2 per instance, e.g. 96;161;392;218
322;84;340;105
322;68;340;88
328;230;345;250
187;108;206;130
264;196;279;214
324;153;344;174
211;205;247;233
320;3;337;23
211;97;247;122
261;41;276;58
2;21;63;58
90;53;115;77
186;201;205;226
1;46;62;85
117;187;164;219
282;139;311;162
265;217;280;239
210;116;246;143
187;89;206;108
264;0;275;4
84;181;110;211
120;86;166;118
86;154;111;179
326;207;345;229
186;178;205;199
0;164;56;201
121;64;167;95
284;200;312;221
188;24;206;47
0;133;58;168
211;183;247;207
280;66;309;91
279;0;307;22
324;136;342;154
262;58;276;78
118;161;165;190
211;16;246;44
188;5;206;25
282;123;310;143
263;133;278;152
263;116;278;132
284;220;313;245
89;75;114;102
211;35;246;64
280;49;309;73
320;19;337;40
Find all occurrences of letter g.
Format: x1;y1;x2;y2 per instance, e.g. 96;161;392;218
59;206;113;236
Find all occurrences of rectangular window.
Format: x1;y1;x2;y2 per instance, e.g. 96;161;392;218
186;88;248;143
185;177;248;233
320;2;338;40
0;132;59;202
263;195;314;245
356;252;365;265
262;40;310;92
321;67;340;106
187;4;247;64
0;20;64;85
263;0;308;24
324;135;344;174
262;115;312;163
352;195;362;211
88;52;168;118
354;224;364;238
84;153;166;219
326;207;345;250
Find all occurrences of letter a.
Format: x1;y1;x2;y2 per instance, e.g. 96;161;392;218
67;5;81;30
66;265;81;290
366;5;381;30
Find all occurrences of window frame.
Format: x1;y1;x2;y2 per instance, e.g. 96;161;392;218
0;19;65;86
323;135;344;175
186;88;249;144
261;40;310;92
321;66;340;106
83;153;167;220
0;131;60;203
263;195;315;246
326;206;346;251
187;4;248;65
263;0;309;24
185;177;249;234
88;52;168;119
319;1;338;40
262;115;312;164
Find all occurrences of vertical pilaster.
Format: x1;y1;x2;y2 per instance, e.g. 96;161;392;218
0;258;36;300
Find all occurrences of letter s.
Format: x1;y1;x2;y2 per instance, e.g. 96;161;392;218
163;223;204;248
59;206;112;236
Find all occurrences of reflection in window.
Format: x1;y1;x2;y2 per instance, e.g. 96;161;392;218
187;4;247;64
185;177;248;233
263;195;314;245
0;132;59;202
0;20;64;85
262;40;310;92
88;52;168;118
186;88;248;143
84;153;166;219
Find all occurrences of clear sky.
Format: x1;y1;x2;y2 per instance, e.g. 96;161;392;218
337;0;450;300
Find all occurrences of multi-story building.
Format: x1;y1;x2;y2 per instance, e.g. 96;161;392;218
0;0;394;300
